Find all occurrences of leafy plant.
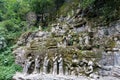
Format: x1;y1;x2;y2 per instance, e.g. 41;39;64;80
0;46;22;80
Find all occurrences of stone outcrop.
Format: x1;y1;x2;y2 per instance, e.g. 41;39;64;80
13;6;120;80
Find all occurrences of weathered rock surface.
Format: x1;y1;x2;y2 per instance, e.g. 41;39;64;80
13;6;120;80
112;66;120;77
13;72;120;80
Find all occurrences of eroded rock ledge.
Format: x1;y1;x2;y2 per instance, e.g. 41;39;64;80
13;72;120;80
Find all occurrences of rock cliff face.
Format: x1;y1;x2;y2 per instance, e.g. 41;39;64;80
13;6;120;80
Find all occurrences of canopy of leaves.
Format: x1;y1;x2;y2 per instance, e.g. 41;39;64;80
80;0;120;25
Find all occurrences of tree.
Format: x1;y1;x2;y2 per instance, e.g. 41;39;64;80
30;0;56;26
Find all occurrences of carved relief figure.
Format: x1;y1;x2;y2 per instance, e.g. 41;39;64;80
33;55;41;74
71;53;79;75
85;60;94;75
84;35;90;45
114;37;120;49
79;36;83;45
72;53;79;66
53;53;58;75
58;54;63;75
114;51;120;66
23;56;33;74
43;54;50;74
62;36;67;48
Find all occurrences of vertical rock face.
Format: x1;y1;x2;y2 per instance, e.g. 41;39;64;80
13;47;26;66
13;7;120;80
26;12;37;26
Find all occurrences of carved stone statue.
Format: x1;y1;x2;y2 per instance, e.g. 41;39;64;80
56;23;60;30
43;54;49;74
33;55;41;74
70;53;79;75
114;37;120;49
58;54;63;75
78;59;87;73
64;59;71;75
62;36;67;48
70;67;77;76
57;37;67;48
85;60;94;75
53;53;58;75
66;34;72;46
23;56;33;74
72;53;79;66
51;26;56;33
79;36;83;45
66;13;71;21
39;25;42;31
116;40;120;48
57;42;62;48
80;58;88;66
84;35;90;45
114;51;120;66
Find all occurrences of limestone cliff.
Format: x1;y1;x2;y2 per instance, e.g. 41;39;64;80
13;2;120;80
